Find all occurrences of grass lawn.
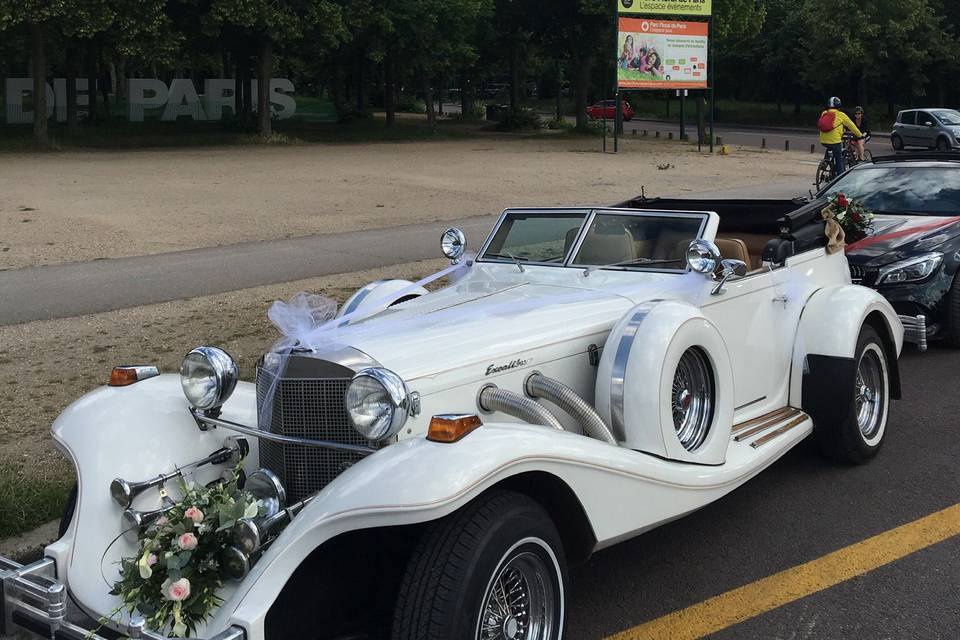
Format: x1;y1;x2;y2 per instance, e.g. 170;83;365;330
0;462;73;539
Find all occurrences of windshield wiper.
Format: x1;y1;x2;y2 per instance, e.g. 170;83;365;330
583;257;685;277
485;251;527;272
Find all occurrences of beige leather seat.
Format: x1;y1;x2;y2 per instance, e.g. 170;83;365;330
574;223;635;265
714;238;751;267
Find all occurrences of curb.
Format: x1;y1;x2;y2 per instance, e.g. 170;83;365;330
0;520;59;564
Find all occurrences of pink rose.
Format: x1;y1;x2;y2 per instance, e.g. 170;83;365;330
155;516;168;527
178;532;198;551
184;507;204;524
147;554;157;567
163;578;191;602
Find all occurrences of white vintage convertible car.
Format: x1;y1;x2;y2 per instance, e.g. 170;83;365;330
1;203;903;640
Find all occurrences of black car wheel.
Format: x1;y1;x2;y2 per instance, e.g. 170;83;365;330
392;491;566;640
944;273;960;348
816;326;889;464
937;136;951;152
891;133;904;151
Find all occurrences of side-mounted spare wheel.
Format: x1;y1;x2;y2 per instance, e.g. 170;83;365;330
392;490;566;640
814;325;891;464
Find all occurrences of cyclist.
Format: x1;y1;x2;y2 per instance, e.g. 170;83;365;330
818;97;863;175
850;106;870;161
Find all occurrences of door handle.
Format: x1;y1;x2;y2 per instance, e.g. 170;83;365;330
772;294;788;306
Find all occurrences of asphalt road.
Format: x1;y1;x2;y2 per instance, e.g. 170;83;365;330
0;181;807;325
567;343;960;639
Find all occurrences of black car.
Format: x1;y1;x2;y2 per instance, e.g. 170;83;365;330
820;153;960;349
619;154;960;351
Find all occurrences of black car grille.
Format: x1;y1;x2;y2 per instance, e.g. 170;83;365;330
255;365;367;502
849;264;878;286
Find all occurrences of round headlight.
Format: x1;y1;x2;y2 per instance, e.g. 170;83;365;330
345;368;411;441
244;468;286;519
180;346;238;412
686;239;722;274
441;227;467;261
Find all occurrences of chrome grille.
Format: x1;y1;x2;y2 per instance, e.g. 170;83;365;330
849;264;877;286
255;365;366;502
849;264;865;283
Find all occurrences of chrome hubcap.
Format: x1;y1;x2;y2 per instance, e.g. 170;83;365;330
672;348;714;451
478;551;555;640
855;348;885;439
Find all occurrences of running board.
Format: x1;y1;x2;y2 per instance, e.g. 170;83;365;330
731;407;810;449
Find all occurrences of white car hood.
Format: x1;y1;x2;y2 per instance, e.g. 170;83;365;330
317;270;699;381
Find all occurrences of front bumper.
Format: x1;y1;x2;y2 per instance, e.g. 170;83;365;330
899;314;928;351
1;555;245;640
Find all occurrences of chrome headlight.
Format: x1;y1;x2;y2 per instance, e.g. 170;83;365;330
441;227;467;261
345;367;412;441
180;346;238;412
687;239;721;274
876;252;943;285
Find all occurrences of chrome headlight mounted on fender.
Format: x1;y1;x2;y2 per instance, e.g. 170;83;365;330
345;367;418;441
180;346;238;414
876;252;943;285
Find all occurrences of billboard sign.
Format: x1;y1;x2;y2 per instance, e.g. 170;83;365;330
618;0;712;17
617;19;708;89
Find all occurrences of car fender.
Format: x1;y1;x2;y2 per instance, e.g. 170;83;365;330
790;285;904;418
44;374;259;623
216;420;795;637
337;279;429;318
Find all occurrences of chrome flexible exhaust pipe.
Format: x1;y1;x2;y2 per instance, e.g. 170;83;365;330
477;384;564;430
525;373;617;445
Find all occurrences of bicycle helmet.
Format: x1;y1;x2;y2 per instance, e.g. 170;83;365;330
828;96;842;108
854;106;864;114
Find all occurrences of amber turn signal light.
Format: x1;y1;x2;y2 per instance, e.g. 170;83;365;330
427;414;482;443
108;365;160;387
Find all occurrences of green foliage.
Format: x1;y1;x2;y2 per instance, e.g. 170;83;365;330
0;463;71;539
495;106;542;131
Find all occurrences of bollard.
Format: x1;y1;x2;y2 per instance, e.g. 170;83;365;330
643;129;648;136
656;131;660;138
762;138;766;149
810;144;815;154
717;136;722;146
668;132;673;140
632;129;636;136
785;140;790;151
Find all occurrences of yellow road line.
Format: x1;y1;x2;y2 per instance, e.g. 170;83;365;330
606;503;960;640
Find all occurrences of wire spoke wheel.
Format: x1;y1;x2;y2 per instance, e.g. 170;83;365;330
478;550;556;640
671;347;714;451
855;346;886;440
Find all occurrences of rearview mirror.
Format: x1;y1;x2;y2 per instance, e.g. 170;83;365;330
925;121;935;127
711;259;748;296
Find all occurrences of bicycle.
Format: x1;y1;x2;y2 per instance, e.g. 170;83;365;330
815;134;871;190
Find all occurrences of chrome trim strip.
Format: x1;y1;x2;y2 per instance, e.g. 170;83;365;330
734;396;767;412
610;301;661;441
749;414;809;449
731;406;797;436
733;408;802;442
191;410;377;456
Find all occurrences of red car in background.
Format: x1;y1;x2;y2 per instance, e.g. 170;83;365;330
586;100;633;121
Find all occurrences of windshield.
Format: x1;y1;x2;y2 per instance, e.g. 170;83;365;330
483;211;587;263
933;110;960;126
823;166;960;215
480;209;707;269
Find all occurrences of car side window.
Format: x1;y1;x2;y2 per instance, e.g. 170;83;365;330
900;111;916;125
918;111;934;126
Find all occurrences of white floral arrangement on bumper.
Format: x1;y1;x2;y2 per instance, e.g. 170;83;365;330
105;469;259;637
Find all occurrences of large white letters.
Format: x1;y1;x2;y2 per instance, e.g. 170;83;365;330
3;78;297;123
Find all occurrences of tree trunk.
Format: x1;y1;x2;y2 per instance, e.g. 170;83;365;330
86;44;98;124
30;23;48;146
509;42;521;113
66;45;79;133
241;53;252;127
572;52;592;130
461;69;475;120
422;72;436;130
100;50;110;121
437;74;444;116
115;58;126;101
257;38;273;137
384;48;396;127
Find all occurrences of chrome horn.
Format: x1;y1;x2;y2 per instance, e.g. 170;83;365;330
122;496;176;531
110;437;248;508
224;493;319;579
